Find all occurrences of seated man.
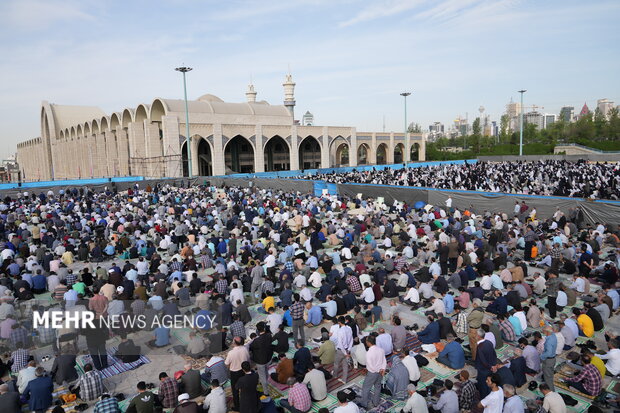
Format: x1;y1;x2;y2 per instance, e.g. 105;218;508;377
417;315;440;344
271;353;294;385
485;290;507;315
565;354;602;397
435;334;465;369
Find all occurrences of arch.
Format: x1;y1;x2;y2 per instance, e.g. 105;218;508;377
335;143;349;166
110;113;121;130
298;136;322;170
121;109;134;128
410;143;420;161
224;135;255;173
77;124;83;139
394;143;405;163
100;116;109;131
92;119;100;134
376;143;388;164
59;130;64;140
357;143;371;165
264;136;290;172
135;104;149;124
70;126;76;140
84;122;91;136
150;99;167;122
329;136;349;167
197;137;213;176
65;128;70;140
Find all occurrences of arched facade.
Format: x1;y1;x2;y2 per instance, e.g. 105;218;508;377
17;94;425;180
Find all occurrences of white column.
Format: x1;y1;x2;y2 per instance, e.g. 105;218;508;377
349;128;357;167
254;125;265;173
212;123;225;175
289;125;299;171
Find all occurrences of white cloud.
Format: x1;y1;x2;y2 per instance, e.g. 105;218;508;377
339;0;428;27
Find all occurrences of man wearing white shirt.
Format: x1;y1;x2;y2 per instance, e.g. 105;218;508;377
360;336;386;409
402;384;428;413
359;284;375;304
478;373;504;413
308;271;322;288
416;282;432;300
229;282;244;308
300;286;313;302
403;286;420;305
293;273;307;289
570;274;585;293
599;339;620;376
332;317;353;382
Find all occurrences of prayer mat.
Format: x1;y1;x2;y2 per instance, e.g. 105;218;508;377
418;367;436;384
268;376;290;391
554;376;597;400
310;393;339;412
78;347;151;379
607;380;620;395
265;384;285;400
403;334;423;354
180;354;210;370
326;367;367;393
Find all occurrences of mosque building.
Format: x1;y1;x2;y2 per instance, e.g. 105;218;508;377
16;75;425;181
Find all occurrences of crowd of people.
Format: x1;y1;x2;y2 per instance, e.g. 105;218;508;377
301;160;620;199
0;179;618;413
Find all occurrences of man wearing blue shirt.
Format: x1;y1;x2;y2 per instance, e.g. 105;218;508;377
305;302;323;326
540;326;557;391
436;334;465;369
417;315;440;344
486;290;507;315
443;292;454;315
148;326;170;348
319;296;338;320
508;312;523;337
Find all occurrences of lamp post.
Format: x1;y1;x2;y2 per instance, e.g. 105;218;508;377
400;92;411;163
176;66;193;177
518;89;526;156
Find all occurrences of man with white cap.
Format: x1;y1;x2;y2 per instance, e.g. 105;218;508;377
173;393;200;413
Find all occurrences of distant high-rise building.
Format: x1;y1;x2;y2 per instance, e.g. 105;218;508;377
302;111;314;126
524;111;544;130
579;102;591;118
506;98;522;131
597;98;614;118
559;106;574;122
454;117;470;137
544;114;556;129
429;122;444;133
491;121;499;137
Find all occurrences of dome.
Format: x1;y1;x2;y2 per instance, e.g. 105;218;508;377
197;94;224;103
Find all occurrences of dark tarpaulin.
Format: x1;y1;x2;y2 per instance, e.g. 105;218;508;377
337;183;620;227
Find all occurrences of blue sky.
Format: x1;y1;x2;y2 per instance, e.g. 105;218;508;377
1;0;619;159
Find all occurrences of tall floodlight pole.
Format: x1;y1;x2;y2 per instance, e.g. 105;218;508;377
176;66;193;177
518;89;526;156
400;92;411;163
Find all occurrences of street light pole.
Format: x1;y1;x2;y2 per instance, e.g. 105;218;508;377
176;66;193;178
518;89;526;156
400;92;411;163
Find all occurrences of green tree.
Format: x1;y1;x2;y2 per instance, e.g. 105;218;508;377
593;107;607;140
573;112;595;142
607;107;620;140
500;114;510;144
470;118;482;153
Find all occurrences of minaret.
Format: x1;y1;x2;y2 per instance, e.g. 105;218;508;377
246;83;257;103
283;73;296;118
